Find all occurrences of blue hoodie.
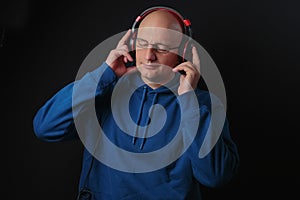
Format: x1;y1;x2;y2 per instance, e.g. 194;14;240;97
33;62;239;200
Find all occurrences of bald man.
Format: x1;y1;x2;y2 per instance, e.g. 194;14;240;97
33;7;239;200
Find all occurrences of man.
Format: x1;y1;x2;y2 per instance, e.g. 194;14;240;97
33;6;239;199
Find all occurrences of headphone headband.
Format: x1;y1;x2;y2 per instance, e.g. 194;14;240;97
129;6;193;63
131;6;192;37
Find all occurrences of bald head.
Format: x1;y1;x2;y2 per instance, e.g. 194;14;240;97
139;10;183;33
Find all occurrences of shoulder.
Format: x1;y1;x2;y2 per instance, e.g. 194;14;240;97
117;70;144;88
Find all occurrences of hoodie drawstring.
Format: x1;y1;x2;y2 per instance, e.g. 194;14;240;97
132;85;158;150
140;93;158;150
132;86;147;144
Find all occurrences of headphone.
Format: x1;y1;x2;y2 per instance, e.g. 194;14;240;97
129;6;193;63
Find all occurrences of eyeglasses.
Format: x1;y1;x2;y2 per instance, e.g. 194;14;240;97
135;38;180;54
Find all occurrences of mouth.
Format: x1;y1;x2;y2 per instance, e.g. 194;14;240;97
141;63;161;70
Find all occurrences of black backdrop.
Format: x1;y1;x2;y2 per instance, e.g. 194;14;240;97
2;0;299;199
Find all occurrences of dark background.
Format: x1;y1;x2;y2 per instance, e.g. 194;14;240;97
2;0;299;199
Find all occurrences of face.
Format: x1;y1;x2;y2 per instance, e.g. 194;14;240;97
135;27;183;88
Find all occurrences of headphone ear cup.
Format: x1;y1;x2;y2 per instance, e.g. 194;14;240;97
125;31;136;67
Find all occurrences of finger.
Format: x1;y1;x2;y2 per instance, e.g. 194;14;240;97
111;48;133;63
117;29;132;47
119;50;133;62
172;62;194;74
181;65;197;76
192;46;200;73
117;45;134;62
174;63;200;82
172;62;186;72
124;52;133;62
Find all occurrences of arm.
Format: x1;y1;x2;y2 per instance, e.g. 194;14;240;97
33;63;117;142
174;45;239;187
33;30;135;142
187;93;239;188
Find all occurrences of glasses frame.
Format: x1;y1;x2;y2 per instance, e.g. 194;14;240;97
135;37;180;54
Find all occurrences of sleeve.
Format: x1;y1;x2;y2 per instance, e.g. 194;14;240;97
33;62;117;142
179;91;240;188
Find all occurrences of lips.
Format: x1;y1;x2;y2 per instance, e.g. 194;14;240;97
142;63;161;70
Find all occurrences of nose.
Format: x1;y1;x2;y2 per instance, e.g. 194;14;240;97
144;46;156;61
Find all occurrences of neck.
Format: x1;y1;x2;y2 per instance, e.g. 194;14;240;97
146;82;162;89
142;73;175;89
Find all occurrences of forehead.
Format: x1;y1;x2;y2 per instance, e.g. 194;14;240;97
137;27;183;45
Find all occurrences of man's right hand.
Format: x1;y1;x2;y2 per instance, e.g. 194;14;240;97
105;29;136;77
